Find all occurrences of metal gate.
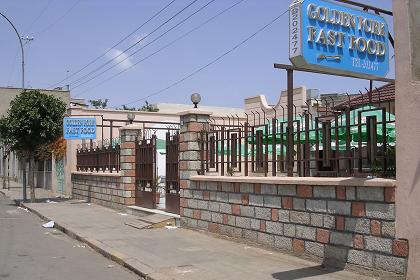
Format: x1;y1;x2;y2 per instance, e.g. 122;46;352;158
135;134;157;209
165;132;180;214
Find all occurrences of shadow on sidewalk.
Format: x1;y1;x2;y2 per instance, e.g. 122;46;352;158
13;197;71;205
272;265;343;280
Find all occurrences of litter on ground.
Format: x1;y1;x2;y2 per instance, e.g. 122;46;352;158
42;221;55;228
17;206;30;213
165;225;179;230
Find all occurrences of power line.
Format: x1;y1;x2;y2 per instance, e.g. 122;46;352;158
34;0;81;37
72;0;245;97
6;0;52;86
46;0;176;89
24;0;54;33
53;0;200;89
113;7;290;109
70;0;217;91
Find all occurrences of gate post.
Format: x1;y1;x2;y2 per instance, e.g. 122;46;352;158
178;109;212;220
119;124;141;206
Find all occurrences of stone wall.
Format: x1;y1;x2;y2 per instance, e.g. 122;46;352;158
71;124;141;210
182;176;408;277
72;172;125;210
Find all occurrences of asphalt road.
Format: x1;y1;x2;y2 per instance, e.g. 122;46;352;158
0;194;141;280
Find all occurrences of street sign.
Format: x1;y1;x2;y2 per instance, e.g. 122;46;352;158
289;0;389;79
63;117;96;140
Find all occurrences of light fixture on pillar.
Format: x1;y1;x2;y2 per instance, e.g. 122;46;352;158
127;112;135;124
191;93;201;108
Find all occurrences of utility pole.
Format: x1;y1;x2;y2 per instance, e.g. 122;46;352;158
0;12;27;201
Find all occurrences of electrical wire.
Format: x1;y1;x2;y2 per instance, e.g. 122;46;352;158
113;7;290;109
70;0;217;90
46;0;176;89
6;0;52;86
72;0;245;97
24;0;54;33
51;0;199;89
34;0;81;37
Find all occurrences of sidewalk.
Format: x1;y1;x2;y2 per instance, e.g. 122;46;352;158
17;199;373;280
0;180;63;203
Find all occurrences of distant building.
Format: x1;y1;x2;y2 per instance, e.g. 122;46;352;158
334;83;395;114
244;86;357;123
0;86;71;116
0;87;71;194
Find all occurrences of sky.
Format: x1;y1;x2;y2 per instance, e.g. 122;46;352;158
0;0;394;109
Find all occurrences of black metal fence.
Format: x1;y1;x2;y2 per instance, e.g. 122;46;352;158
165;131;180;214
76;139;120;172
200;105;396;178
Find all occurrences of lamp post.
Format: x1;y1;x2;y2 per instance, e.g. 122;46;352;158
0;12;25;91
191;93;201;108
127;112;135;124
0;12;27;202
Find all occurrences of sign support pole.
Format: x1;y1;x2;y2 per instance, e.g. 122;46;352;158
287;69;294;176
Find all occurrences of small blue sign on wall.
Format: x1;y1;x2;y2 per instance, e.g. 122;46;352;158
63;117;96;140
289;0;389;79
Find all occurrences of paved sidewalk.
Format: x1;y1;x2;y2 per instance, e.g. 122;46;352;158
0;180;63;203
19;200;373;280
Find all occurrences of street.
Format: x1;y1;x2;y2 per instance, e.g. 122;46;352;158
0;194;140;280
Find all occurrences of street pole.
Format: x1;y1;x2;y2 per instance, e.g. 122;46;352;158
0;12;27;201
287;69;294;177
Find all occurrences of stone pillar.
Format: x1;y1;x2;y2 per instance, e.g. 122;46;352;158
394;0;420;278
178;109;212;223
119;124;141;206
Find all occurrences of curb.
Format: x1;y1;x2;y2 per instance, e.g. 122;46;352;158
22;202;158;280
0;189;20;206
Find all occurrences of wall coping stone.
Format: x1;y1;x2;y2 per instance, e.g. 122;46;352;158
118;124;143;131
72;171;122;177
177;109;213;116
190;176;396;188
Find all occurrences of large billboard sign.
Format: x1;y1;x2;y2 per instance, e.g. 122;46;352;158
289;0;389;79
63;117;96;140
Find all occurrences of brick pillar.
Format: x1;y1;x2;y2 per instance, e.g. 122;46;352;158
119;124;141;206
178;109;212;220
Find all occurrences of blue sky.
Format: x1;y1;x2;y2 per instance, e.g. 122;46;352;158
1;0;394;108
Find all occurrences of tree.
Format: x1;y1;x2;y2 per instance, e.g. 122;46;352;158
89;98;108;109
0;90;66;202
119;104;136;111
139;101;159;112
117;101;159;112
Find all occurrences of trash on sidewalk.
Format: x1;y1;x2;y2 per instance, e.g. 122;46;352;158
107;264;115;268
42;221;55;228
17;206;30;213
118;213;128;216
73;244;86;248
164;225;179;230
45;199;58;203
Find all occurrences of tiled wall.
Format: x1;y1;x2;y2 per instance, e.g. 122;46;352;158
181;180;408;276
72;173;126;210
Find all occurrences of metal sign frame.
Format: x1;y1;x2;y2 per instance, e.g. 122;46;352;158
63;117;97;140
289;0;390;79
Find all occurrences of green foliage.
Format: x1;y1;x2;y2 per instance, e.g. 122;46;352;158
139;101;159;112
117;101;159;112
119;104;137;111
226;166;235;176
89;98;108;109
0;90;66;156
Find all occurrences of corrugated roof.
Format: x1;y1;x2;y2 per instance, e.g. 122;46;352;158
334;83;395;110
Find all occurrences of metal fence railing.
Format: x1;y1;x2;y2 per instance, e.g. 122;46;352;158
76;139;120;172
199;105;396;178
